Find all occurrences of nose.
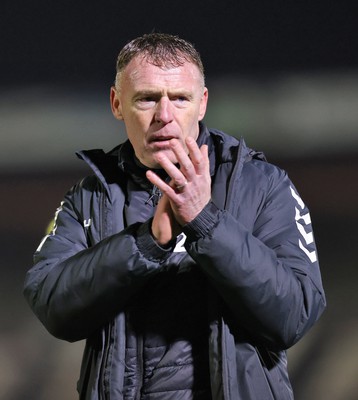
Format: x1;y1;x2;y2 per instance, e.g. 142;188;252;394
155;97;173;124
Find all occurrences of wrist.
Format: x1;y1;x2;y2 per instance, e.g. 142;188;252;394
183;201;221;241
136;220;174;261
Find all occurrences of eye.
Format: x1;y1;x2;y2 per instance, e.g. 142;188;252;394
176;96;188;102
135;97;156;109
138;96;155;103
172;96;189;107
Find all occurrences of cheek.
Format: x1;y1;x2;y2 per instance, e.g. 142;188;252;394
125;116;148;149
183;111;201;136
127;111;151;131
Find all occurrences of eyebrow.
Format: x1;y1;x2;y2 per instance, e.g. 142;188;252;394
134;90;160;98
133;89;194;100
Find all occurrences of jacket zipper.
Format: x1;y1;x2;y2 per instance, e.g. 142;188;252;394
221;320;230;400
135;333;144;400
101;322;115;399
220;139;245;400
99;189;114;400
224;138;244;213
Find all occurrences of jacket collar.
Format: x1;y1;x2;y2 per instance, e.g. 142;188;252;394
77;123;262;190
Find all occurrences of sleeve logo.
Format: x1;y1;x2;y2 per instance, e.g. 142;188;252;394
290;186;317;263
36;201;64;252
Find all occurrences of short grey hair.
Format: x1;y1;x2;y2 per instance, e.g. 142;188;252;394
114;33;205;89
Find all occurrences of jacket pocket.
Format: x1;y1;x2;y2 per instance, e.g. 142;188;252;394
255;345;294;400
77;331;105;400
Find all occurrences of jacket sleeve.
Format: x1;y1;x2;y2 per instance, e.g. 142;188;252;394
23;180;171;342
183;164;326;350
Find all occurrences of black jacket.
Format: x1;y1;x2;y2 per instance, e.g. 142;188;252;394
24;125;326;399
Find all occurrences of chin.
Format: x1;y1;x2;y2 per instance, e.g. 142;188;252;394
161;150;178;164
146;152;178;170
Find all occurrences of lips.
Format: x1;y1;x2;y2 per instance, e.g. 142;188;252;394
148;134;176;143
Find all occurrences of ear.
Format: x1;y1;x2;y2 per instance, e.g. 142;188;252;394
198;87;208;121
110;86;123;120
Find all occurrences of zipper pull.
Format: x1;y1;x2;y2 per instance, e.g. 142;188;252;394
145;185;162;206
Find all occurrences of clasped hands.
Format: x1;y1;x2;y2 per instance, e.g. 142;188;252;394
146;137;211;245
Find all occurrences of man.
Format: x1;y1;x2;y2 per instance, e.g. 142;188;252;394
24;33;326;399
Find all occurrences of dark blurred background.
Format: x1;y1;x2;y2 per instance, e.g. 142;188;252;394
1;1;357;399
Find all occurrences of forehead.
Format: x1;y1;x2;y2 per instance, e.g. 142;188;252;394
120;56;203;91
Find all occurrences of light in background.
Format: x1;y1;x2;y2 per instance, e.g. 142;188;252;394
1;72;358;172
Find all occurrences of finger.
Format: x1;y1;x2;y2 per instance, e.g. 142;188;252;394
146;169;178;199
153;151;188;188
169;139;195;180
172;179;188;193
146;169;167;191
186;137;209;175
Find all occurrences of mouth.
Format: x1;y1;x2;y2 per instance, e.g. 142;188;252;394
148;134;178;149
149;133;176;143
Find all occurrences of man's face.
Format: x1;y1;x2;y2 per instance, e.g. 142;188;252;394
110;56;208;168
